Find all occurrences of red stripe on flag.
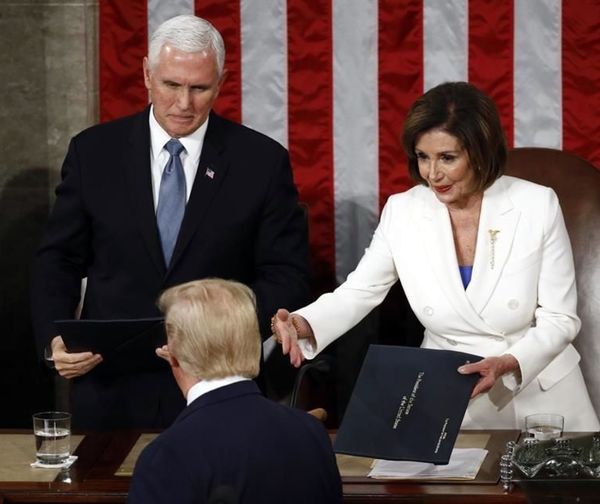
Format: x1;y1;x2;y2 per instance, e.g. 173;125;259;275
378;0;423;207
195;0;242;123
99;0;148;122
468;0;514;147
287;0;335;291
562;0;600;169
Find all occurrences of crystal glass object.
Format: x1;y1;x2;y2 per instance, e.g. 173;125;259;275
505;433;600;480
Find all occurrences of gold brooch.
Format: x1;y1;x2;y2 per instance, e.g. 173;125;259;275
488;229;500;269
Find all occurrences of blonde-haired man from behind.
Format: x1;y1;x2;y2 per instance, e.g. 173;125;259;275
128;279;342;504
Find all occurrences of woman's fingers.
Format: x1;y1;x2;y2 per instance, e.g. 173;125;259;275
458;355;519;398
289;344;305;368
272;308;308;365
471;375;495;397
276;308;290;322
272;309;295;354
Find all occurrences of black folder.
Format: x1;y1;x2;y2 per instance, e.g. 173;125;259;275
333;345;482;464
55;318;168;376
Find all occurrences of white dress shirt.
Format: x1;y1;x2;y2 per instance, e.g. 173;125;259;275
148;105;209;208
186;376;249;406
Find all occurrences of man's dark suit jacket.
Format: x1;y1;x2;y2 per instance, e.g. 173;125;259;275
31;109;310;430
128;381;342;504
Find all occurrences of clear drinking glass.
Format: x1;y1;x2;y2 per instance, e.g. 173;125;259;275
32;411;71;465
525;413;564;441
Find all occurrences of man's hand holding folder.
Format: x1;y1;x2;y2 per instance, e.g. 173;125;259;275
54;318;167;377
49;335;103;378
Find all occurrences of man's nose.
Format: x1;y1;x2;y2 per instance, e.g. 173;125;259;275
176;87;191;109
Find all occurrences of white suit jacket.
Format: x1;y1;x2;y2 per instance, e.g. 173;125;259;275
298;176;582;394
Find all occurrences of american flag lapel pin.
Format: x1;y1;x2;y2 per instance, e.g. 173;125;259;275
205;167;215;179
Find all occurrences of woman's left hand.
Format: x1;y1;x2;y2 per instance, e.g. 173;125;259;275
458;354;520;398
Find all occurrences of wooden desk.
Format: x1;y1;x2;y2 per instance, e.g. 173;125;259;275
0;430;597;503
0;430;133;503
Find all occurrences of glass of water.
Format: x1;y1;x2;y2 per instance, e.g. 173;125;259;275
525;413;564;441
32;411;71;465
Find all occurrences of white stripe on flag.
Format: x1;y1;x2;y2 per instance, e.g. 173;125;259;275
514;0;562;148
423;0;468;91
241;0;288;148
333;0;379;283
240;0;288;361
147;0;194;41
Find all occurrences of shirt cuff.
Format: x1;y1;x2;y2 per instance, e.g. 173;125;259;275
44;345;56;369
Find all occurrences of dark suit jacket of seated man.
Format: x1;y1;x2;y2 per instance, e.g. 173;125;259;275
128;279;342;504
30;15;309;430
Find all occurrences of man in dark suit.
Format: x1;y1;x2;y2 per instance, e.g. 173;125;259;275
31;15;309;430
128;279;342;504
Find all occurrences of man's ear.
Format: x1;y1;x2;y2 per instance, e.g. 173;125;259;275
219;68;229;86
215;68;228;96
142;57;152;90
168;352;180;368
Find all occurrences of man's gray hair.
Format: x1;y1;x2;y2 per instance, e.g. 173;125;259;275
148;15;225;77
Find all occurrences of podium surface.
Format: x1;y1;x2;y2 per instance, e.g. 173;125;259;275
0;429;597;503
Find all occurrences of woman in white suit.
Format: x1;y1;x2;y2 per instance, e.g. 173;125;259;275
272;82;599;430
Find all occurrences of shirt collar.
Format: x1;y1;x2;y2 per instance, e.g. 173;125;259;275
186;375;249;406
148;105;209;160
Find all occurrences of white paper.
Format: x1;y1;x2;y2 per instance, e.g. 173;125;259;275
368;448;488;480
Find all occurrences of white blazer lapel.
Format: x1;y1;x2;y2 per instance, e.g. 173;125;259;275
468;177;521;314
417;194;478;320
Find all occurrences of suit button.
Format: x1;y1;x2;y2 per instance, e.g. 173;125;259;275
446;338;458;346
508;299;519;310
423;306;434;316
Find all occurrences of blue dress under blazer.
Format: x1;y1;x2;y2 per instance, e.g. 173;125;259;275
297;176;599;430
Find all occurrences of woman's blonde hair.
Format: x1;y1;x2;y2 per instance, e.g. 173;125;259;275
158;279;261;380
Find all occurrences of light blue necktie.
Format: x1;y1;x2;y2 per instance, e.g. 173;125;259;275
157;138;186;266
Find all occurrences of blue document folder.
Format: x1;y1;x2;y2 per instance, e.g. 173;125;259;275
333;345;483;464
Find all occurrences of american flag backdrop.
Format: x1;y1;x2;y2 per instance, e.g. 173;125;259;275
99;0;600;290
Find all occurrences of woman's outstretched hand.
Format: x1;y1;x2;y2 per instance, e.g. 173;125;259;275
271;308;315;368
458;354;520;397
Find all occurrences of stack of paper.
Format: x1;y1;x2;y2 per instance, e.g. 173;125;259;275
368;448;488;480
